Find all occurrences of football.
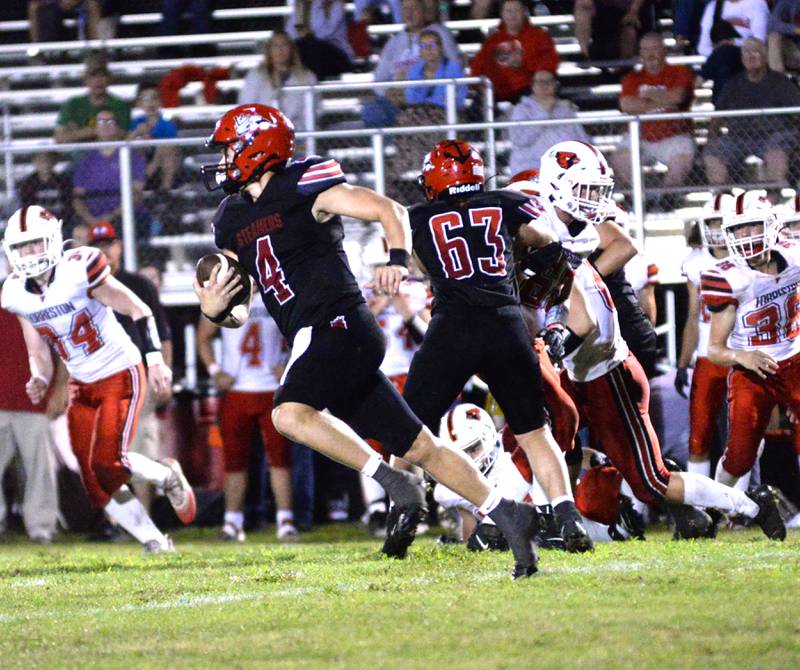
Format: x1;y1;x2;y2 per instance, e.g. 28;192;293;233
195;253;251;320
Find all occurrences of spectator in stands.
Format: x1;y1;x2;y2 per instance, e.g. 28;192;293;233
404;29;467;110
704;37;800;193
54;52;130;144
18;152;74;231
470;0;559;104
128;82;181;192
288;0;355;80
355;0;402;23
699;13;746;106
574;0;655;61
611;33;696;198
362;0;460;127
697;0;769;58
0;299;60;544
238;32;318;132
767;0;800;73
507;69;589;174
160;0;213;40
71;109;151;237
674;0;709;53
28;1;101;42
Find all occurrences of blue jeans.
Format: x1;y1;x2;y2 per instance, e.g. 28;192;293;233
291;443;315;531
161;0;212;35
361;96;399;129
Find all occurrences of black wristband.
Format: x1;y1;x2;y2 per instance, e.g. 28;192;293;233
203;309;228;324
388;248;409;268
562;327;584;357
134;315;162;354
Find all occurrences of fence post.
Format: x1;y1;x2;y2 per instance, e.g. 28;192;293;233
372;132;385;196
665;287;677;367
3;103;15;205
483;79;496;186
119;144;137;272
305;88;316;156
445;81;456;140
628;118;644;241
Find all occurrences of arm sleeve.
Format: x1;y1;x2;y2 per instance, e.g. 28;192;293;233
295;158;347;198
373;36;401;83
524;29;559;75
697;1;715;57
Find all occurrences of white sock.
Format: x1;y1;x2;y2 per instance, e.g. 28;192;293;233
687;459;711;478
714;459;739;487
361;472;386;510
680;472;759;518
276;509;294;526
224;511;244;528
733;470;751;492
478;487;503;516
551;494;575;507
105;486;166;545
360;451;383;478
127;452;171;487
530;477;549;507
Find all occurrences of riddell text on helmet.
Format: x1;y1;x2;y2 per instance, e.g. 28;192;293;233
447;183;482;195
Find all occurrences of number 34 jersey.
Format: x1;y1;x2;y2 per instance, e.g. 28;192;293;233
700;241;800;362
212;157;364;343
409;189;536;310
219;301;285;392
1;247;141;383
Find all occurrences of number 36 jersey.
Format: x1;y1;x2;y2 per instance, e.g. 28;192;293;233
212;156;364;343
700;241;800;362
1;247;141;383
409;189;537;310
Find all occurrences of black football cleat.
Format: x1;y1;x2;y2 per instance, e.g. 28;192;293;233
554;502;594;553
534;505;566;551
381;503;426;559
670;504;713;540
748;485;787;541
617;495;646;540
487;499;539;579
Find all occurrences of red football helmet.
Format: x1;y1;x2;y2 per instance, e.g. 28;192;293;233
201;104;296;193
419;140;485;201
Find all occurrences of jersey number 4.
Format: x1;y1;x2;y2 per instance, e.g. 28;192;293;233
239;321;263;367
36;310;102;361
256;235;294;305
742;293;800;346
429;207;506;280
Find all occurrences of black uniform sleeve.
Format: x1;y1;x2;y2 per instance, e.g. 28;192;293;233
499;190;539;238
212;195;237;250
292;157;347;201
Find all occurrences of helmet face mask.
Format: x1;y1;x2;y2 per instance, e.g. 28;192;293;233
722;191;778;261
3;206;63;278
438;403;500;475
201;104;295;194
781;216;800;241
539;141;615;225
699;193;733;250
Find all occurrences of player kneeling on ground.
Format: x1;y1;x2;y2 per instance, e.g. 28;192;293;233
2;206;195;552
195;104;540;578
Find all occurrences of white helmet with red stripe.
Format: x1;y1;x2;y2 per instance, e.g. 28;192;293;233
699;193;733;249
438;403;500;475
3;205;63;277
778;194;800;240
539;140;614;224
721;190;779;260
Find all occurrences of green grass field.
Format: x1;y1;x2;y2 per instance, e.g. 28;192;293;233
1;526;798;670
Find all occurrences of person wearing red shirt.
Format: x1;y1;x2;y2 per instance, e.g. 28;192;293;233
610;33;695;196
0;300;60;543
469;0;559;104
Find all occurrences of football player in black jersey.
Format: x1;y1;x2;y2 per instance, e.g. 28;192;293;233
400;139;593;553
193;104;540;578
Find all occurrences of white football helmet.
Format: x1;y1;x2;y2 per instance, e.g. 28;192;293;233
505;168;540;197
3;205;63;278
778;194;800;241
539;140;614;224
721;190;779;260
438;403;500;475
699;193;732;249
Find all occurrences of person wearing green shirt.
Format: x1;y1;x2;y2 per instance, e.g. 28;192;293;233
55;54;131;144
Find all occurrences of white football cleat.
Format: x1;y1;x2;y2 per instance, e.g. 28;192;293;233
277;520;299;542
143;535;175;554
161;458;197;525
220;521;246;543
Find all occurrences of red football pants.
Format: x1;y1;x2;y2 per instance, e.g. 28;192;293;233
688;356;729;457
219;390;291;472
722;351;800;477
567;354;671;506
575;465;623;526
67;363;146;508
